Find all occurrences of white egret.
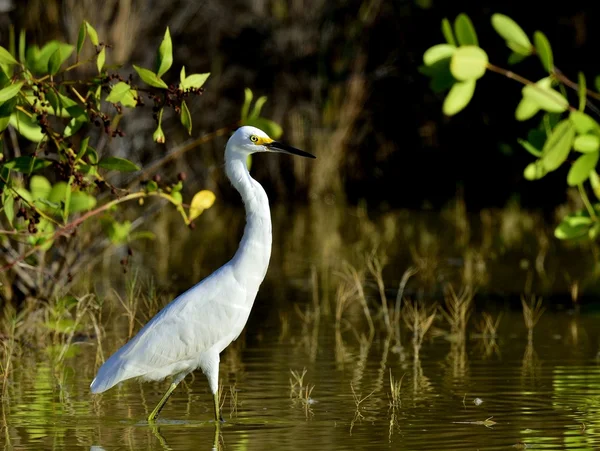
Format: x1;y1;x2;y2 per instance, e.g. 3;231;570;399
90;125;315;422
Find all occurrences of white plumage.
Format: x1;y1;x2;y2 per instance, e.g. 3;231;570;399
90;125;315;422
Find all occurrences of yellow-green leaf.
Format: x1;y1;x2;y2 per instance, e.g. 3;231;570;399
533;31;553;72
98;156;140;172
541;119;575;171
450;45;488;81
133;65;168;89
0;45;18;66
515;97;540;121
181;100;192;135
573;135;600;153
156;27;173;77
423;44;455;66
491;14;532;55
106;82;131;103
454;13;478;46
442;79;476;116
9;110;45;142
523;160;547;180
189;190;216;220
567;152;599;186
76;22;86;56
85;21;99;46
441;18;456;46
181;73;210;90
97;47;105;73
0;81;23;103
522;77;568;113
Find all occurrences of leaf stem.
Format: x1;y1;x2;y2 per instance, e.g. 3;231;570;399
578;183;597;221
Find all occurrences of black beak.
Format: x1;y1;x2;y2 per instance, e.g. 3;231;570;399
266;141;316;159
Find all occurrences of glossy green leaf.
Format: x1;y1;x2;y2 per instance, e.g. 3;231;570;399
0;81;23;103
105;82;131;103
97;156;140;172
76;22;86;56
450;46;488;81
85;21;99;46
156;27;173;77
454;13;478;46
541;119;575;171
133;65;168;89
491;14;532;55
533;31;553;72
515;97;540;121
442;79;476;116
441;18;456;46
573;135;600;153
522;77;568;113
570;110;600;135
523;160;547;180
567;151;599;186
3;156;51;173
181;73;210;90
181;100;192;135
0;46;18;66
423;44;455;66
96;47;105;73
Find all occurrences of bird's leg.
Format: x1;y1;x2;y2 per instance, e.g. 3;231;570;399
213;389;225;423
148;382;179;422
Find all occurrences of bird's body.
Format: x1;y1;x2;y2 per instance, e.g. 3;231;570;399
90;125;315;422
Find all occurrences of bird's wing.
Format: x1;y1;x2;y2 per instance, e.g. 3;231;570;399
90;265;248;393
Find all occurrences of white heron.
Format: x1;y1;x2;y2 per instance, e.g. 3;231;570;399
90;125;315;422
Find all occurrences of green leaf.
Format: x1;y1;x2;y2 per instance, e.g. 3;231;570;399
450;46;488;81
241;88;253;121
133;65;168;89
523;160;547;180
578;72;586;112
180;66;186;85
181;73;210;90
30;175;52;202
249;96;268;119
76;22;86;56
189;190;216;220
26;41;73;75
570;110;600;135
442;79;476;116
2;191;14;226
105;82;131;103
2;156;51;173
515;97;540;121
555;213;593;240
75;136;90;163
522;77;568;113
573;135;600;153
596;76;600;95
156;27;173;77
104;219;132;244
454;13;478;46
243;117;283;140
85;21;99;46
423;44;456;66
69;191;96;212
9;110;45;142
441;18;456;46
491;14;532;55
590;170;600;200
47;44;74;75
507;52;527;65
518;138;542;157
0;46;18;66
96;47;105;73
181;100;192;135
0;81;23;103
533;31;553;72
18;30;26;64
0;97;15;133
121;89;138;108
567;151;599;186
97;156;140;172
541;119;576;171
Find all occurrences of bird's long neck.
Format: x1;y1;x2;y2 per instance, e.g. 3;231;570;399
225;153;272;292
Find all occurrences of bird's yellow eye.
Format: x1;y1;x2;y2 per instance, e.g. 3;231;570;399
250;135;258;143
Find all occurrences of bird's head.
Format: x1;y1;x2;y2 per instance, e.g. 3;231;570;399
226;125;316;159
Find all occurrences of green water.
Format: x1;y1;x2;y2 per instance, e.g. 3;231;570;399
3;205;600;450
